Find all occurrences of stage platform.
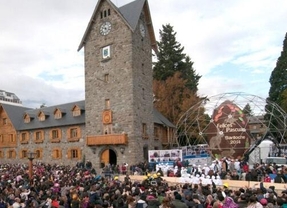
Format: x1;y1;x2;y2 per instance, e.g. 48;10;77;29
118;175;286;192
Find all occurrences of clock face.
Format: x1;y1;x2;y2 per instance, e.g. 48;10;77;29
140;23;145;37
100;21;112;36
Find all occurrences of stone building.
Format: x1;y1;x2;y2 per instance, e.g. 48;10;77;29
0;0;176;169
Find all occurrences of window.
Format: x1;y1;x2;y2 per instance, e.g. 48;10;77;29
3;118;7;125
0;150;4;159
71;149;78;158
36;131;41;140
54;111;62;119
50;129;61;142
100;9;111;19
105;99;110;109
55;149;61;158
38;112;46;121
9;134;15;143
7;150;16;159
102;46;111;59
67;127;81;142
142;123;148;139
52;130;58;139
72;106;81;117
34;131;44;143
70;128;78;138
21;150;27;159
68;148;81;160
104;74;109;82
24;114;31;123
20;132;29;144
35;149;42;159
0;134;3;143
52;148;62;159
24;117;30;123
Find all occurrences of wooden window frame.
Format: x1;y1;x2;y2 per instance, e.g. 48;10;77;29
50;128;61;143
7;150;16;159
38;112;46;121
72;106;81;117
20;149;28;159
52;148;62;159
67;126;81;142
67;148;81;160
54;110;62;119
71;149;78;158
34;130;44;143
24;114;30;123
34;149;43;159
9;134;15;143
20;131;29;144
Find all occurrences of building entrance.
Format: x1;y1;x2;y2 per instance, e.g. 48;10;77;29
100;149;117;167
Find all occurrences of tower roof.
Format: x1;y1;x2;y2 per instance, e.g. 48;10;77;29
77;0;158;53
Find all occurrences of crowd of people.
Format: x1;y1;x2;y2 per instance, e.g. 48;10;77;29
0;158;286;208
152;157;287;184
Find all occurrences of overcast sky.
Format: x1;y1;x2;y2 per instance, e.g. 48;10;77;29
1;0;286;108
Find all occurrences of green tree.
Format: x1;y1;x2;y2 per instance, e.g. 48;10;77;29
268;32;287;108
242;103;253;116
266;32;287;141
153;24;201;92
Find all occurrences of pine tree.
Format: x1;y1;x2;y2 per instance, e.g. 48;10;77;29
153;24;201;92
268;32;287;107
266;32;287;140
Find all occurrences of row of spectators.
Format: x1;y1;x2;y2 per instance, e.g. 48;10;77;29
0;160;287;208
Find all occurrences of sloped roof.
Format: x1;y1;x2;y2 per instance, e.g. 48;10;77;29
78;0;158;53
118;0;145;31
0;104;32;129
18;100;85;130
153;108;175;128
2;101;174;131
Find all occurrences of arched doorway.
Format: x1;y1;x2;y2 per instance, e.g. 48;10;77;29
100;149;117;166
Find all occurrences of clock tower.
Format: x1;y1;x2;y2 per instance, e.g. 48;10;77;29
78;0;158;168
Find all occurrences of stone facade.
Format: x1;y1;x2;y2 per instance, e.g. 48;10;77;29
83;0;160;167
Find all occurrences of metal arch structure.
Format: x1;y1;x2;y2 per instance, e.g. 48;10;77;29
175;92;287;150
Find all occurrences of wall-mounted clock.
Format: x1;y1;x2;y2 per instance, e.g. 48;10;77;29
100;21;112;36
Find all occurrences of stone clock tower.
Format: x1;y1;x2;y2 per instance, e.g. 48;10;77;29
78;0;158;168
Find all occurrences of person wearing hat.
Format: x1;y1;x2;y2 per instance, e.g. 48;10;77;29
146;193;160;207
223;183;229;190
259;198;268;206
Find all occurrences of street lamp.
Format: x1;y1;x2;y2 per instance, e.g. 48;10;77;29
27;151;36;183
